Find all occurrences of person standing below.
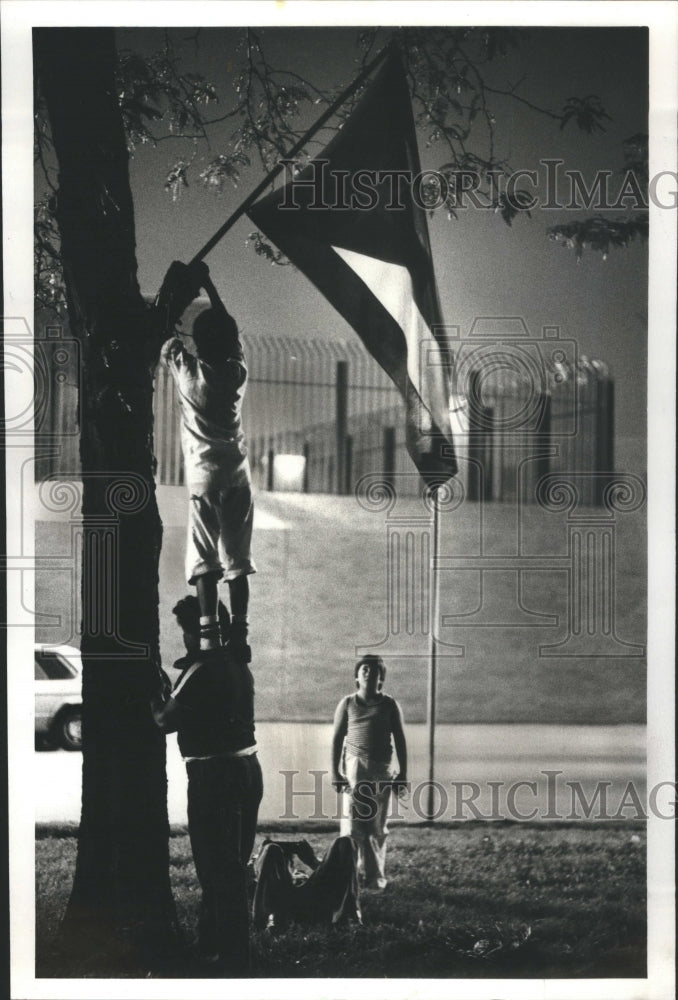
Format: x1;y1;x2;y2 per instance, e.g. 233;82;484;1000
152;599;263;976
157;260;255;661
331;655;408;890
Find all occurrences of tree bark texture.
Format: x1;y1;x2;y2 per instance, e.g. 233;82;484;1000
34;28;178;971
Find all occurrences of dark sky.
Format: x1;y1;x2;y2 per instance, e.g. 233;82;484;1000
119;26;648;466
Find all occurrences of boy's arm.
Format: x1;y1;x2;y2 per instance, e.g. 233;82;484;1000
150;670;180;734
331;698;349;790
201;272;231;322
391;700;408;783
151;694;180;734
152;260;207;353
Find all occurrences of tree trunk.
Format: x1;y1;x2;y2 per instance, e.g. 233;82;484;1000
34;29;179;973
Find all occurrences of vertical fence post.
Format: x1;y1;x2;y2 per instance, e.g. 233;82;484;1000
534;393;552;498
595;376;615;505
249;437;257;491
467;369;491;501
267;444;275;492
336;360;348;496
302;442;310;493
383;426;396;486
483;407;495;502
345;434;353;496
257;435;265;491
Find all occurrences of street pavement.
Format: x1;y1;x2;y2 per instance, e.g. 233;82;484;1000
35;722;646;826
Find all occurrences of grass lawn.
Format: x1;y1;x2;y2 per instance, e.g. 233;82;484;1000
36;821;646;979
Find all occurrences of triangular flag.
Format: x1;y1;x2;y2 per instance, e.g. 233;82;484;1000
249;53;457;486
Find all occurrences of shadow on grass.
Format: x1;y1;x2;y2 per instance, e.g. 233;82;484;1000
36;823;646;979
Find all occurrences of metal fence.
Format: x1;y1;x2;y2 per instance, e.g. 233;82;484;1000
462;355;614;506
33;319;614;504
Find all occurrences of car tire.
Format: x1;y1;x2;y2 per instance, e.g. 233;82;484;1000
35;733;58;752
57;708;82;751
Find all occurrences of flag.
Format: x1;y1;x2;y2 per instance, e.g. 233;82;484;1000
247;52;457;486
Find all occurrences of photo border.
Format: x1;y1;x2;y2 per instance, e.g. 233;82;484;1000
3;2;675;998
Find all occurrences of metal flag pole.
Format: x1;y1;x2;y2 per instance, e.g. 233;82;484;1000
189;41;394;265
425;486;441;823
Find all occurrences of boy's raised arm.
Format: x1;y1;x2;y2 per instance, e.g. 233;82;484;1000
152;260;207;351
201;271;228;317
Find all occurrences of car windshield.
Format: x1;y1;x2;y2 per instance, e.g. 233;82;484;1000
36;651;78;680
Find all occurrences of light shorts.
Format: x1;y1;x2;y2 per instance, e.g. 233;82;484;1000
186;485;256;585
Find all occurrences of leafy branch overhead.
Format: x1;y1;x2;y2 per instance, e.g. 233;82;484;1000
246;230;292;266
548;215;648;260
34;26;646;309
116;43;219;148
548;133;648;259
560;95;612;134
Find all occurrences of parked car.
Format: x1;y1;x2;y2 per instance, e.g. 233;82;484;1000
35;644;82;750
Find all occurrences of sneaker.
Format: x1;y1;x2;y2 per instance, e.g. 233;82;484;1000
199;622;222;650
365;877;388;890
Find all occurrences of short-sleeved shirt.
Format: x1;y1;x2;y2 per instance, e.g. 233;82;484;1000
161;337;250;492
172;650;256;761
341;694;400;764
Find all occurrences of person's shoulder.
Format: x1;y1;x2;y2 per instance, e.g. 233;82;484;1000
172;657;204;700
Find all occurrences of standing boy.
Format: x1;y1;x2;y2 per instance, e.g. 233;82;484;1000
157;260;255;660
331;655;408;889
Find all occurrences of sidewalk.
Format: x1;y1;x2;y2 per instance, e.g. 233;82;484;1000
35;722;646;827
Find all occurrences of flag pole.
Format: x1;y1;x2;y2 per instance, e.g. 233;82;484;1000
425;486;441;823
189;41;394;265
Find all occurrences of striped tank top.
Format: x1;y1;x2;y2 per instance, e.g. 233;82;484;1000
344;694;397;763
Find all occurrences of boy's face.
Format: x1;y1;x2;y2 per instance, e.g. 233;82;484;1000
357;662;381;698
